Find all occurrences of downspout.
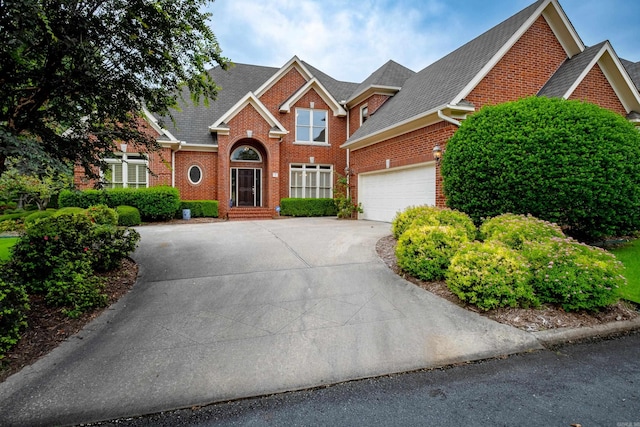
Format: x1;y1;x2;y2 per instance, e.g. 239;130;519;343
437;110;461;127
171;141;184;188
341;100;350;198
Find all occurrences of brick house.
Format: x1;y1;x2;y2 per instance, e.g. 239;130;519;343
74;0;640;221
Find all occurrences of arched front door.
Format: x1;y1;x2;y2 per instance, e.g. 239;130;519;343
230;142;265;207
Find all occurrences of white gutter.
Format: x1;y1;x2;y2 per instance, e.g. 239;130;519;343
437;110;461;127
171;141;185;188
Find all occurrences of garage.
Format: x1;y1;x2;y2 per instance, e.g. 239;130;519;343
358;163;436;222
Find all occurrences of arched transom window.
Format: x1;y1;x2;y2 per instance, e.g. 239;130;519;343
231;146;262;162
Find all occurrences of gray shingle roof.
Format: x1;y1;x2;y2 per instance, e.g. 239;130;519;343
349;60;416;100
347;0;546;143
158;63;278;145
621;59;640;91
538;42;606;98
300;61;359;104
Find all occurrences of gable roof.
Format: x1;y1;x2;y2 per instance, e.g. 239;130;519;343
209;92;288;139
622;59;640;91
539;41;640;113
344;0;553;147
156;63;278;146
346;60;416;106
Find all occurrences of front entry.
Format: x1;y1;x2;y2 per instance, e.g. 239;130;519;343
231;168;262;207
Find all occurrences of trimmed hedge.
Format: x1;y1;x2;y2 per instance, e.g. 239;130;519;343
59;186;180;221
179;200;219;218
280;198;337;217
24;210;56;225
116;206;141;226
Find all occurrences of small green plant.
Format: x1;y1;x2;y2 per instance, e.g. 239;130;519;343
446;241;538;311
0;273;30;359
480;213;565;250
178;200;219;218
396;225;469;281
522;238;623;311
333;175;363;219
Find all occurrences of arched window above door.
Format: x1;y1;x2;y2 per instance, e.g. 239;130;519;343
231;146;262;162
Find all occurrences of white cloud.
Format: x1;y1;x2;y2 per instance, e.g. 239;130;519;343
207;0;458;81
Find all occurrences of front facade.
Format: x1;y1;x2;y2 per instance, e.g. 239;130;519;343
75;0;640;221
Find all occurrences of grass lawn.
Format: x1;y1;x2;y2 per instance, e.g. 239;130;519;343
0;237;18;261
610;239;640;304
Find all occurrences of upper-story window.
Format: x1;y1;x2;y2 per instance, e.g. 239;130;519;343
360;104;369;124
296;108;327;144
231;146;262;162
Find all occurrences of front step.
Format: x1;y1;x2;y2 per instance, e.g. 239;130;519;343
227;207;275;220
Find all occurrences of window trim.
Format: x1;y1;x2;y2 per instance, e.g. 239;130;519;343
188;165;203;185
102;153;148;189
295;108;329;146
289;163;333;198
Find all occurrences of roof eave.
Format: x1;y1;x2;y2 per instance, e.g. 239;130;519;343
346;85;402;107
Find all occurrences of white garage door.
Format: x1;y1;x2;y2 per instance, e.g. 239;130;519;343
358;163;436;222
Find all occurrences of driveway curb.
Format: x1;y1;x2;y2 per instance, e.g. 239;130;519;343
532;316;640;347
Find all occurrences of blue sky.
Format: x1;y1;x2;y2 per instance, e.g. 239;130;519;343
204;0;640;82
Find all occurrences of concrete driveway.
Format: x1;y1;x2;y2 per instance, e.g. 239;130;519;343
0;218;541;426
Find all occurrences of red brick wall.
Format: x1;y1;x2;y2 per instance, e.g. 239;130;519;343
259;68;307;112
569;63;627;115
349;121;457;207
466;16;567;107
276;89;348;199
174;150;217;200
349;94;391;136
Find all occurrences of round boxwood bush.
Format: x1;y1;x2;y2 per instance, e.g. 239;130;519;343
521;238;623;311
441;96;640;242
480;213;565;250
395;225;470;281
24;209;55;225
446;241;538;311
116;205;141;226
392;205;476;240
85;204;118;226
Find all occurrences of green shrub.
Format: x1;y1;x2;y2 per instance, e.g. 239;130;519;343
43;257;107;318
130;186;180;221
280;198;337;217
0;219;24;233
179;200;219;218
0;273;29;359
522;238;623;311
116;205;141;226
8;212;139;316
446;241;538;311
392;206;476;240
0;211;29;222
90;225;140;271
395;225;470;281
58;189;104;208
442;96;640;241
54;206;86;216
480;213;565;250
60;186;181;222
24;210;56;225
86;204;118;226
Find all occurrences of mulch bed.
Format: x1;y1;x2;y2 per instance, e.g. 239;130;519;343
376;235;638;332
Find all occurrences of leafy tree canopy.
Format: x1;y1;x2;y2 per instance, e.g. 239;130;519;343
441;96;640;242
0;0;228;177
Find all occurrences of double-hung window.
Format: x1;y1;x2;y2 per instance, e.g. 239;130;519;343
296;108;328;144
103;154;148;188
290;164;333;198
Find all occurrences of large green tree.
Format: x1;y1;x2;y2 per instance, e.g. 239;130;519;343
441;96;640;242
0;0;228;177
